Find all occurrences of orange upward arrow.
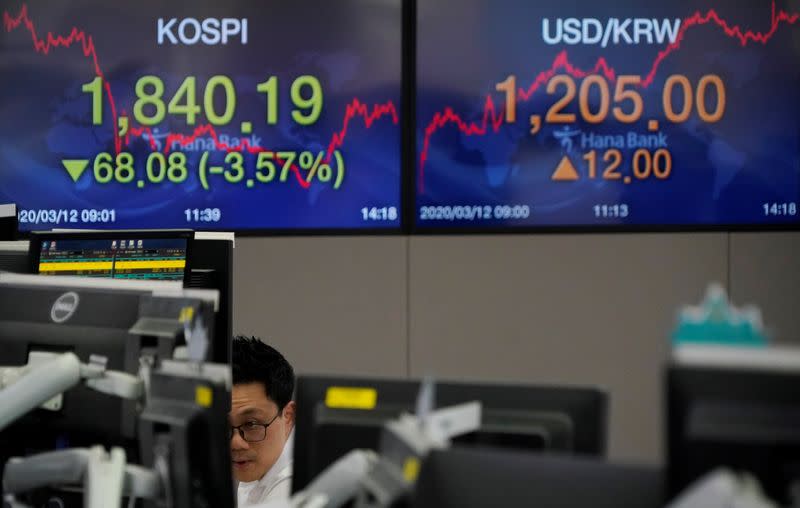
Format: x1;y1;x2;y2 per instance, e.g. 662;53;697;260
551;156;579;181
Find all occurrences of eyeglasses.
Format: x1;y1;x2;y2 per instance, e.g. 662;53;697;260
229;413;280;442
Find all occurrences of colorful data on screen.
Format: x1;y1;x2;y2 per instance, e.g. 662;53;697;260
415;0;800;228
38;237;187;280
1;1;402;231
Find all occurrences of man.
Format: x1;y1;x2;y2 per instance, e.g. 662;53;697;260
230;336;296;506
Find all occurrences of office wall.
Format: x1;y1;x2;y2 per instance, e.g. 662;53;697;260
233;236;408;378
729;232;800;345
233;232;799;465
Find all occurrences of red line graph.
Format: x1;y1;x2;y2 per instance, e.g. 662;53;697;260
418;0;799;193
2;4;399;190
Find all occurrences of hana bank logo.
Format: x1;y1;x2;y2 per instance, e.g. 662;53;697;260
141;129;262;152
553;126;582;153
51;292;80;324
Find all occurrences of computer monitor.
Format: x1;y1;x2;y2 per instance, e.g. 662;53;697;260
186;234;233;365
293;375;607;492
28;230;193;282
0;240;29;274
0;272;218;503
412;447;663;508
139;360;234;508
27;230;232;364
666;345;800;505
0;204;17;241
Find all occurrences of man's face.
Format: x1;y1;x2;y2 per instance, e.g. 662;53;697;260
230;382;295;483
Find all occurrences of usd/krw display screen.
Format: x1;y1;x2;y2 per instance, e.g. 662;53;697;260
1;1;402;231
416;0;800;229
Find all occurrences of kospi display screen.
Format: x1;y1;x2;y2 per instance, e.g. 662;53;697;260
1;1;402;232
415;0;800;230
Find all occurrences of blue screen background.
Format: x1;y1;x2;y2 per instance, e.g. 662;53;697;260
0;0;402;231
416;0;800;228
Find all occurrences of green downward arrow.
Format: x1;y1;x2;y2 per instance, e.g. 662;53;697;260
62;159;89;182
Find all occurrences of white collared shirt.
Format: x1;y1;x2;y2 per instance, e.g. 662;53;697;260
237;429;294;507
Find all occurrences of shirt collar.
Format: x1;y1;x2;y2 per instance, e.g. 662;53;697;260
239;427;295;493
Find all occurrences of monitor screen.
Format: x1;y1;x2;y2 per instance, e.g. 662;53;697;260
0;273;219;495
0;220;17;243
139;362;235;508
412;448;663;508
0;204;17;240
1;0;403;232
29;230;191;282
293;375;607;492
667;346;800;505
186;235;233;364
0;241;28;274
415;0;800;230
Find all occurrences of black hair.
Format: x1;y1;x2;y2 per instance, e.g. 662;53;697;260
232;336;295;412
